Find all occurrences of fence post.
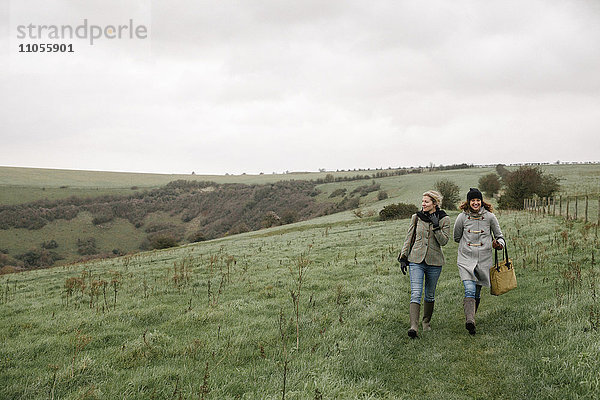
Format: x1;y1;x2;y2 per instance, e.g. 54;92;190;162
559;196;562;216
552;197;556;216
585;195;588;224
575;196;578;220
566;197;570;220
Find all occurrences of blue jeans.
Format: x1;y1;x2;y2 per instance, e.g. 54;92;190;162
463;280;482;299
409;262;442;304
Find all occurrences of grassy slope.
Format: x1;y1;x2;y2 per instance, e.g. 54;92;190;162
2;164;599;265
1;204;599;399
0;167;497;264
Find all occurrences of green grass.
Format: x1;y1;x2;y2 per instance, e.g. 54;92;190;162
0;212;142;263
1;207;598;399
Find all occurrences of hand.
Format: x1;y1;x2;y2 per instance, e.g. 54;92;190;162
398;255;409;275
429;213;440;228
492;239;503;250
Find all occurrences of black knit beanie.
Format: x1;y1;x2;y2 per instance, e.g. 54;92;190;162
467;188;483;201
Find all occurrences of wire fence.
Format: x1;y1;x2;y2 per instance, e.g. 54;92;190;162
524;193;600;225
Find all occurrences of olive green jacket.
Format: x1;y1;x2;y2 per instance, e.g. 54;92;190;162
400;213;451;266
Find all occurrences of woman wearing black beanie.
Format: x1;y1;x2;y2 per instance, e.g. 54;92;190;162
453;188;505;335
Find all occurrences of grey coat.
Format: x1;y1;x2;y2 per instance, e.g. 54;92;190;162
400;213;451;267
453;208;505;287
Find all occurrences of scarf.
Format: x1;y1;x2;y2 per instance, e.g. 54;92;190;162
417;206;448;223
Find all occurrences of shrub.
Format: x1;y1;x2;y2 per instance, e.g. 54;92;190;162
0;253;23;268
499;166;560;209
261;211;281;228
377;191;389;201
41;240;59;249
329;188;347;198
188;231;207;243
435;179;460;210
77;237;99;255
281;210;298;225
91;205;114;225
478;173;502;198
379;203;419;221
227;222;250;236
496;164;510;179
351;181;381;197
0;265;19;275
145;222;177;233
146;234;179;250
334;197;360;212
16;248;62;268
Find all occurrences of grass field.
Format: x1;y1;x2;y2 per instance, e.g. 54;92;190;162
1;203;598;399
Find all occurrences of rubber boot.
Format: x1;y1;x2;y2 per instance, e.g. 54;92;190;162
475;298;480;313
422;301;434;331
408;302;420;338
464;298;476;335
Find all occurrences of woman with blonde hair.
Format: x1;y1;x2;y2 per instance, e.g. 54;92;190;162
454;188;505;335
398;190;450;338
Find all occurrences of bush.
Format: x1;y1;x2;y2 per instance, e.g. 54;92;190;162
227;222;250;236
499;166;560;209
41;239;59;249
188;231;207;243
0;265;19;275
0;253;23;268
435;179;460;210
16;248;62;268
281;210;298;225
496;164;510;179
261;211;281;228
377;191;389;201
379;203;419;221
146;234;179;250
478;173;502;198
91;209;114;225
77;237;99;256
145;222;177;233
334;197;360;212
351;181;381;197
329;188;347;198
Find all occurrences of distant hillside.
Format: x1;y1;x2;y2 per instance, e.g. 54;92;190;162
0;179;369;269
1;163;597;272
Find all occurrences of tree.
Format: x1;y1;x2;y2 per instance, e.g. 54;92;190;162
496;164;510;179
478;173;501;198
435;179;460;210
498;166;560;209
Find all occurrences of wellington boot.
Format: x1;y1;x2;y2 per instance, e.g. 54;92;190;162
422;301;434;331
408;302;420;338
464;298;476;335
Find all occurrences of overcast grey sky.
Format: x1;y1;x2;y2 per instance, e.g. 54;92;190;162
1;0;599;174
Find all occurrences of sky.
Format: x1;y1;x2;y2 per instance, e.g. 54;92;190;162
1;0;599;175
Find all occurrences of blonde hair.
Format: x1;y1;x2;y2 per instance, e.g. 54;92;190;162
423;190;443;207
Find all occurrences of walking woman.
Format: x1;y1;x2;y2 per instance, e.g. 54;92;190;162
398;190;450;338
454;188;505;335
